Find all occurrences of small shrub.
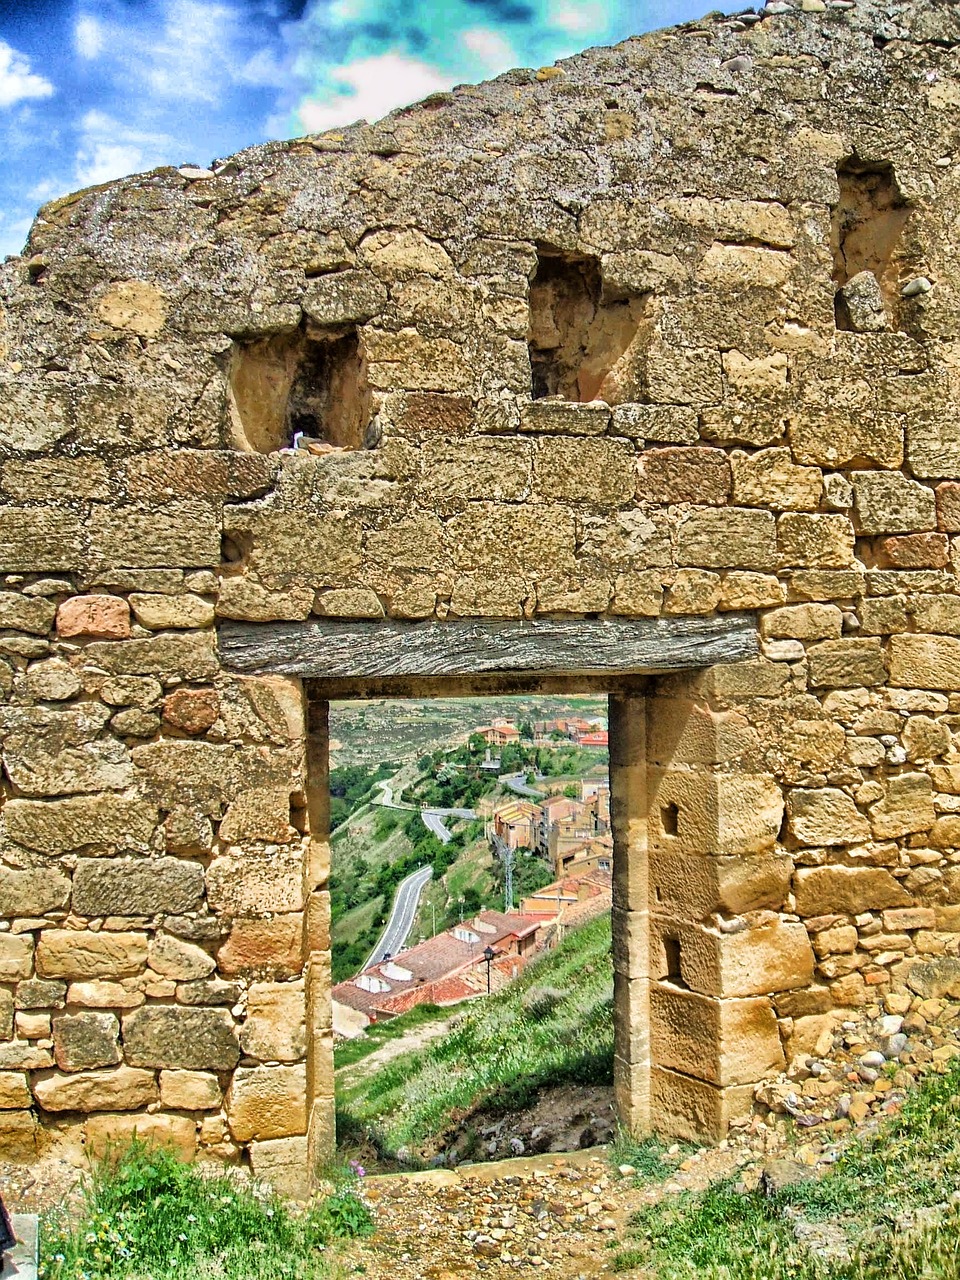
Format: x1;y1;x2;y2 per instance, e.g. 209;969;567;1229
40;1141;373;1280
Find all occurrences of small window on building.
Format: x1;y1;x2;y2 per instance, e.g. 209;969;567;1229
831;159;912;332
527;248;648;402
227;323;371;453
661;803;679;837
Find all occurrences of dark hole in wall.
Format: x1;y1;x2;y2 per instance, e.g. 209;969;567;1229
664;936;684;985
527;249;648;402
831;159;911;331
661;802;679;837
228;323;371;453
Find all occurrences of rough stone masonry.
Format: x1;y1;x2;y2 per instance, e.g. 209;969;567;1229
3;0;960;1198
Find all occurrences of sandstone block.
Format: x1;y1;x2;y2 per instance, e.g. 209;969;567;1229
731;449;821;511
216;577;314;622
787;788;870;846
73;857;204;917
100;676;164;709
663;569;721;614
159;1069;222;1111
648;1067;755;1143
4;794;158;854
33;1065;158;1112
147;934;215;981
217;917;303;979
869;773;935;839
787;569;864;601
807;639;886;688
651;850;793;919
219;789;298;845
760;604;841;642
1;706;133;796
778;514;854;568
0;593;56;635
719;573;783;610
699;243;791;288
936;482;960;531
648;770;783;856
638;447;730;505
206;854;304;916
313;588;384;619
812;925;857;957
883;907;936;931
672;917;815;998
65;981;144;1010
533;438;635;505
240;982;306;1062
57;595;130;639
21;658;83;701
644;342;722;407
122;1006;240;1070
249;1136;310;1199
852;471;935;535
162;687;220;735
84;1112;197;1160
129;593;215;630
53;1012;120;1071
0;989;13;1039
0;1110;37;1161
15;979;65;1010
860;598;909;634
302;268;387;324
794;867;912;916
0;935;33;981
906;955;960;1000
877;533;949;569
0;507;84;573
889;635;960;690
912;595;960;636
88;501;219;571
226;1064;308;1142
0;1072;31;1109
676;508;776;570
83;632;219;680
650;986;784;1086
36;931;147;979
0;867;70;917
789;411;902;469
131;739;300;810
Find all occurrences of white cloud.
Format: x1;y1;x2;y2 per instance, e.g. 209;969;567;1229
549;0;605;35
297;52;452;134
462;27;516;72
0;40;54;109
75;16;105;60
74;110;174;188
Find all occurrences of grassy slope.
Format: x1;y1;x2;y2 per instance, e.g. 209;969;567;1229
336;912;613;1157
613;1056;960;1280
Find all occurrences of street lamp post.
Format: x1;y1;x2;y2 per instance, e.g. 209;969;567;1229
483;945;496;994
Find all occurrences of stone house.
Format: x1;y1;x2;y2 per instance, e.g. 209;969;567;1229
1;0;960;1199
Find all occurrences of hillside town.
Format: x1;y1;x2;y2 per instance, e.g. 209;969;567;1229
333;714;612;1034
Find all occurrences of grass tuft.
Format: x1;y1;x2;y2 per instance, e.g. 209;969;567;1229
39;1141;372;1280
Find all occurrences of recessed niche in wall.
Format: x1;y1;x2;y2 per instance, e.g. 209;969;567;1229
227;323;371;453
527;249;649;402
831;159;912;332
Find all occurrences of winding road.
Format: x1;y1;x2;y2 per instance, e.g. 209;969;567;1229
365;864;433;969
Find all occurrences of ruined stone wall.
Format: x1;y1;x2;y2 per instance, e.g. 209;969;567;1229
3;0;960;1180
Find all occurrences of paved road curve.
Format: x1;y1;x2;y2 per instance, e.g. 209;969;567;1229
365;864;433;969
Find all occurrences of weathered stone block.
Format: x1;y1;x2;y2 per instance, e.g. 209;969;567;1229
226;1064;308;1142
0;507;84;573
0;593;56;635
648;769;783;856
88;502;219;570
869;773;935;839
889;635;960;690
790;411;903;470
638;447;730;505
57;595;130;639
122;1006;240;1070
219;789;298;845
794;867;912;916
807;638;886;688
249;1136;310;1199
731;449;821;511
778;514;854;568
83;632;219;680
651;850;793;919
84;1112;197;1159
0;935;33;981
1;706;133;796
73;858;204;917
148;934;215;981
161;687;220;735
760;604;842;642
129;593;215;630
14;979;66;1010
852;472;936;535
669;917;815;998
648;1066;755;1143
206;854;304;916
36;931;147;979
787;788;870;845
0;1110;38;1161
240;982;306;1062
159;1069;223;1111
877;533;949;569
217;917;303;979
676;508;776;570
0;1072;31;1109
53;1012;120;1071
4;794;158;854
650;985;784;1086
33;1065;158;1112
0;867;70;917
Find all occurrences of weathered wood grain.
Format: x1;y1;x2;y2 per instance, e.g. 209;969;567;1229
217;614;758;680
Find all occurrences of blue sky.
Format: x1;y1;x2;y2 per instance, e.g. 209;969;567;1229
0;0;733;259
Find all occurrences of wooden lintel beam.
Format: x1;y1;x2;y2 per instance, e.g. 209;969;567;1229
217;614;758;683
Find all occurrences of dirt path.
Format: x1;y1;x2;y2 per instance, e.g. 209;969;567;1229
338;1014;462;1082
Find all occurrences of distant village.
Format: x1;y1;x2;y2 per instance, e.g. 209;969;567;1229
333;714;612;1036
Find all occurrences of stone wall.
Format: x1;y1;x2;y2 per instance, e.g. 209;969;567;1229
3;0;960;1185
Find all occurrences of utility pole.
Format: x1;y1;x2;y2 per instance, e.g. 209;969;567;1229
504;844;514;913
